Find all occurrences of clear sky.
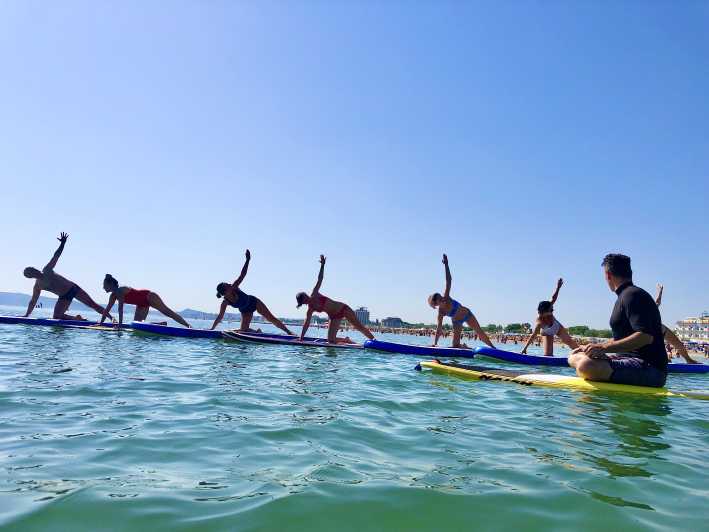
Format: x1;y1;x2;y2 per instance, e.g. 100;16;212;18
1;1;707;328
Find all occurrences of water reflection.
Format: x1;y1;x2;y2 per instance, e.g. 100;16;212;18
580;394;671;478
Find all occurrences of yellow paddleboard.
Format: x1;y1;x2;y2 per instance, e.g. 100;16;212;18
420;361;709;400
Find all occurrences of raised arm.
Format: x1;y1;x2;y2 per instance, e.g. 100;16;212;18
210;300;229;330
300;309;314;340
24;284;42;317
232;249;251;288
312;255;326;293
44;232;68;271
442;254;451;298
655;283;663;307
550;278;563;305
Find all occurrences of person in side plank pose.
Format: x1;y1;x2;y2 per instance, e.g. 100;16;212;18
428;254;495;349
520;278;579;356
211;249;293;335
296;255;374;344
99;274;190;329
654;284;698;364
23;232;111;321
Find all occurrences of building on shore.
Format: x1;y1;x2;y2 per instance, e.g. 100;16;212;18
381;317;404;328
355;307;370;325
675;312;709;344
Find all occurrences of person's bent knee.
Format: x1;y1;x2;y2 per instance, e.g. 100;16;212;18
575;357;611;381
568;352;583;366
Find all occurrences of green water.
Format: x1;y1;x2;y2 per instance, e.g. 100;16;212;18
1;309;708;531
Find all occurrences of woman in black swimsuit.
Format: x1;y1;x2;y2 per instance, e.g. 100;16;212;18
210;249;293;335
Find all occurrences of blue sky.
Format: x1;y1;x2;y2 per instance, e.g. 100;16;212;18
1;1;707;328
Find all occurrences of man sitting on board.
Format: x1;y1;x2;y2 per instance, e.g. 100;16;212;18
568;254;667;387
23;232;111;321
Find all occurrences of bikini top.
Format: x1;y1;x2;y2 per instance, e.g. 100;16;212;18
447;298;462;317
225;288;249;309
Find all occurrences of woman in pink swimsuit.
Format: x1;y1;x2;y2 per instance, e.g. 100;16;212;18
98;274;191;328
296;255;374;344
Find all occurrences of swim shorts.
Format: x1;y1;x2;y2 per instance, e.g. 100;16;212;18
607;354;667;387
58;284;80;303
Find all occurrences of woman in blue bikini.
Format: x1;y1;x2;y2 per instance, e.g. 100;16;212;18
428;254;495;349
210;249;294;335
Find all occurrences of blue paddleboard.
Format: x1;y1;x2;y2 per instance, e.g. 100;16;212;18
0;315;107;328
364;339;477;358
473;346;709;374
130;321;222;339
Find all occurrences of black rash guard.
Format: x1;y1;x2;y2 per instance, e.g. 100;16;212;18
610;281;668;372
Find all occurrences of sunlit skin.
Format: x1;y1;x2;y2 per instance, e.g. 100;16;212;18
98;276;191;329
428;254;495;349
210;249;294;335
655;283;698;364
520;278;579;356
23;232;111;321
297;255;375;344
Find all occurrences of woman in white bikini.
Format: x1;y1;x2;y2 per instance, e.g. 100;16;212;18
521;278;579;356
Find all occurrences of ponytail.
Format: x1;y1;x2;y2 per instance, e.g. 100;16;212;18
104;274;119;290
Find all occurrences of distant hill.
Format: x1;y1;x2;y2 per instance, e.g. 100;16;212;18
0;292;299;323
180;308;241;321
0;291;98;312
0;291;134;314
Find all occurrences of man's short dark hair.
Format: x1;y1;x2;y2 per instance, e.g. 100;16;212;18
602;253;632;279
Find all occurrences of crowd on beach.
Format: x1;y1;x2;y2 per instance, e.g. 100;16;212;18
362;326;708;359
20;233;707;389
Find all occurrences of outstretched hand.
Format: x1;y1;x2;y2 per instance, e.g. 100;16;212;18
656;283;663;292
58;232;68;244
557;278;564;288
320;255;326;265
442;254;448;265
245;249;251;260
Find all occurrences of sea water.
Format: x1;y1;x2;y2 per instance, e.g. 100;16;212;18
1;305;707;531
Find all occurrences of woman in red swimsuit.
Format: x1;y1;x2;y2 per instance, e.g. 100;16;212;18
296;255;374;344
98;274;191;328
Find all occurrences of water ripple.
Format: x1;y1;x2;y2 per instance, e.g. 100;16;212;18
1;316;708;530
